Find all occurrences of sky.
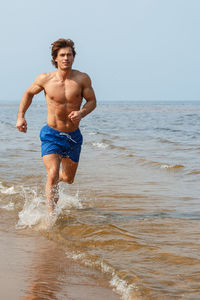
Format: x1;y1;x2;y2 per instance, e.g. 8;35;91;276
0;0;200;102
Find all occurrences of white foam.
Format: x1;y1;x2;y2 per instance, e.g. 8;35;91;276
0;182;17;211
67;251;114;274
110;275;137;300
0;202;14;210
92;142;108;149
66;251;137;300
160;164;170;169
0;182;17;195
160;164;184;169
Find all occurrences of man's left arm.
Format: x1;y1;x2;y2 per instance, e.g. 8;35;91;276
68;74;96;122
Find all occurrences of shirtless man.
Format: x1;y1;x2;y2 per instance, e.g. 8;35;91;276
16;38;96;214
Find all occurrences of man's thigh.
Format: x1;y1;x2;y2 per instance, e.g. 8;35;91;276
61;156;79;183
42;154;61;175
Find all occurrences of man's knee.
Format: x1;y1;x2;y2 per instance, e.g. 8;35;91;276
47;169;59;185
62;174;74;184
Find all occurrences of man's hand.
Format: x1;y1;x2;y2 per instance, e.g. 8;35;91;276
16;118;27;133
68;111;82;124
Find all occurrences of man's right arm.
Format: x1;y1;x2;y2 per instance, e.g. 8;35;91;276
16;73;46;133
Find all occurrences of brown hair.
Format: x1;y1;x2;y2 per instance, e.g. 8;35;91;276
51;38;76;68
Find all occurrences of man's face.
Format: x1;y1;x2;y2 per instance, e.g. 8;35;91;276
55;47;74;70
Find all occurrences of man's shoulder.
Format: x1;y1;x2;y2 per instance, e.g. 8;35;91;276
35;72;55;85
36;71;55;80
73;70;91;85
73;69;90;79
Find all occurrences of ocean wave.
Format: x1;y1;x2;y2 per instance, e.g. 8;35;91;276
0;182;17;195
110;275;141;300
109;145;128;151
0;120;14;128
92;142;109;149
0;182;23;212
158;138;179;145
0;202;14;210
90;141;128;152
154;127;182;133
88;131;110;136
137;159;184;170
126;154;134;157
188;170;200;175
160;164;184;169
66;251;140;300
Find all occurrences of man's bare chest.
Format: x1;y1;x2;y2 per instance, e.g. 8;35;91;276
44;80;82;103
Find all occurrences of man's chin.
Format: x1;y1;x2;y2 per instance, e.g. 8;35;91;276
61;65;71;70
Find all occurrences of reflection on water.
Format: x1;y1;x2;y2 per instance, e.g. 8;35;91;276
22;234;119;300
23;243;65;300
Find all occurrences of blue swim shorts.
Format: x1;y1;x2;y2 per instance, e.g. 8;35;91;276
40;124;83;162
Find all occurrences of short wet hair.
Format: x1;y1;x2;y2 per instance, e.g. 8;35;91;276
51;38;76;68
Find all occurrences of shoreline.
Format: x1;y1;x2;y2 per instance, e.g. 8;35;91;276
0;211;120;300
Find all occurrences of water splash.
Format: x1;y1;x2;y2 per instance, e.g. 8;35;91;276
57;188;83;213
17;187;47;229
16;185;84;229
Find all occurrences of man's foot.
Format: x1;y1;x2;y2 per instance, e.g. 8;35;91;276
47;210;57;228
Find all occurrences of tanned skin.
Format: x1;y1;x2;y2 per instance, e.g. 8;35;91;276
16;47;96;214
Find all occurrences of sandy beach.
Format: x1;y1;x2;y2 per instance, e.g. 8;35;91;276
0;211;120;300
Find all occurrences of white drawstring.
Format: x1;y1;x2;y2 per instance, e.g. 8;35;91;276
59;132;77;143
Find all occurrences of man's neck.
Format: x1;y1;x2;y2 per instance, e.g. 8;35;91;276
57;68;72;81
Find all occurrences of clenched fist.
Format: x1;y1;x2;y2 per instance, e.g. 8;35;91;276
16;118;27;133
68;111;82;124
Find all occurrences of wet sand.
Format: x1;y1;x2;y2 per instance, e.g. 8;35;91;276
0;211;120;300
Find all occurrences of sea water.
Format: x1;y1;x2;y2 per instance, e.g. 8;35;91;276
1;100;200;299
